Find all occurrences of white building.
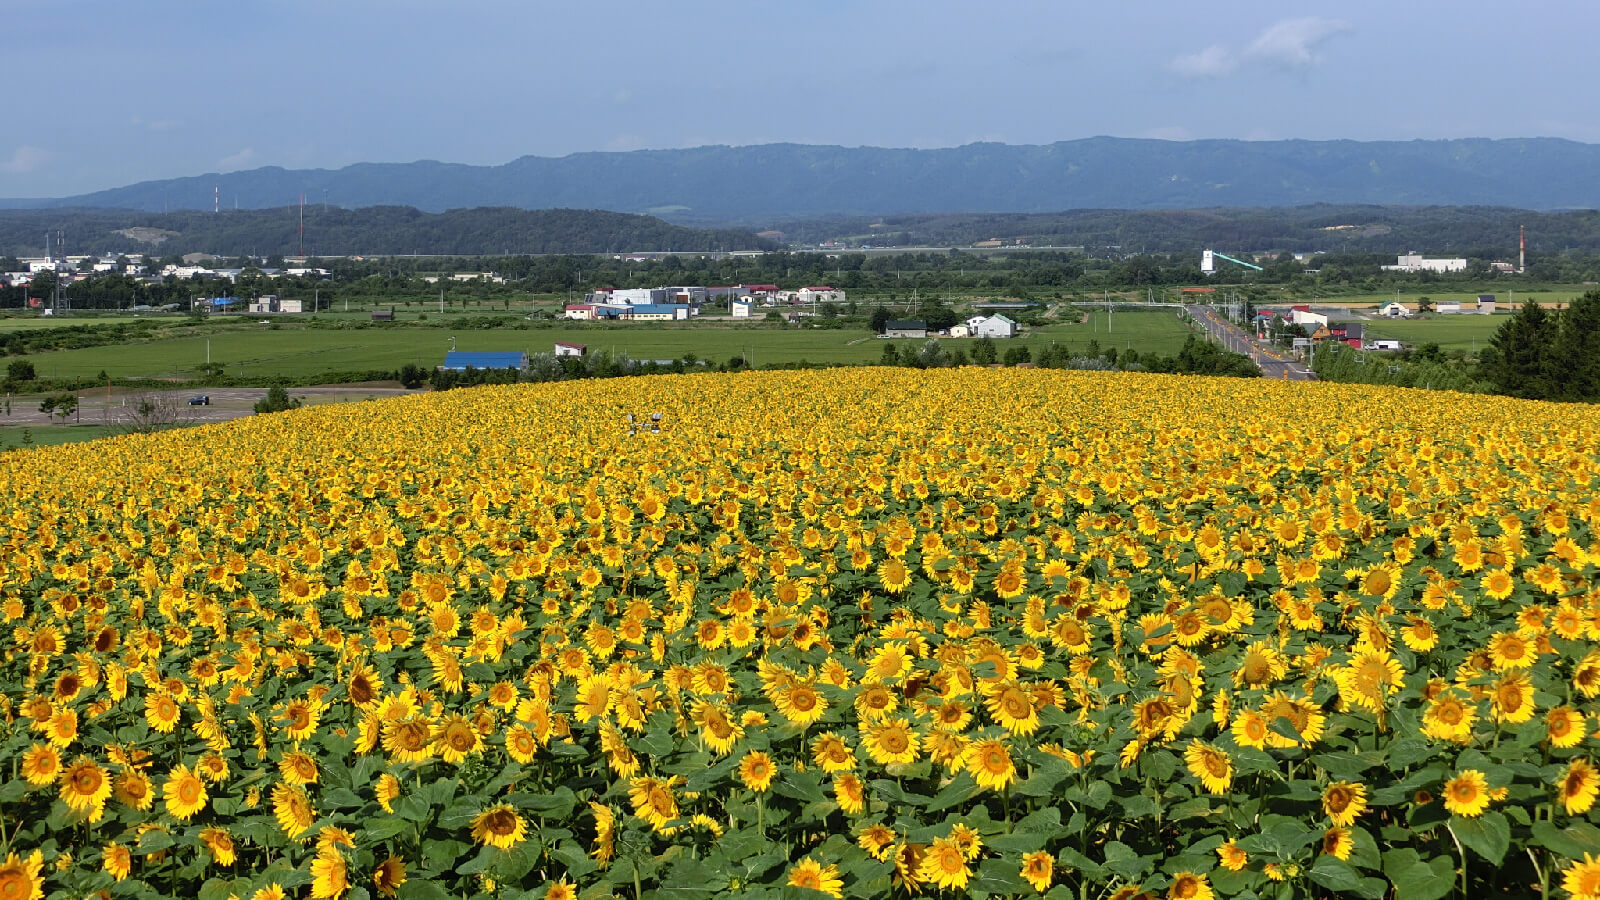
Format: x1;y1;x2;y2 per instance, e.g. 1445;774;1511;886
554;341;586;358
796;286;846;304
1291;309;1329;328
1369;340;1404;351
948;325;971;338
1383;253;1468;274
1435;302;1462;314
973;314;1018;339
594;288;669;305
731;300;754;318
1378;302;1411;318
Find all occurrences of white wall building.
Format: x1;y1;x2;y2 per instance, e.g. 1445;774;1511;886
1383;253;1468;274
1378;302;1411;318
796;286;846;304
973;314;1018;338
731;300;754;318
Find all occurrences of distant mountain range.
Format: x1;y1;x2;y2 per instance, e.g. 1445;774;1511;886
0;207;776;257
5;138;1600;222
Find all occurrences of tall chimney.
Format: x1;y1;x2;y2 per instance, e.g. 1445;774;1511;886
1520;225;1526;274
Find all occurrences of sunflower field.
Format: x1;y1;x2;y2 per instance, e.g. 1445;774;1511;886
2;368;1599;900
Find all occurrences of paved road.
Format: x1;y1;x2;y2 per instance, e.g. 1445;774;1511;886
1187;305;1315;381
0;385;422;427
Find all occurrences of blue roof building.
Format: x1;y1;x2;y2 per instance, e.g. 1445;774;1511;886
440;351;528;371
624;304;689;320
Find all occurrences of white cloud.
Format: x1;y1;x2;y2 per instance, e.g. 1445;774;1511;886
1244;16;1350;68
0;145;49;174
1170;16;1350;80
217;148;256;170
1169;45;1235;79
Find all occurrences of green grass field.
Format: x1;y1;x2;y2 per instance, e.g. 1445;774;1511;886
0;315;136;331
1322;288;1586;309
17;308;1202;379
0;425;119;448
1362;315;1505;350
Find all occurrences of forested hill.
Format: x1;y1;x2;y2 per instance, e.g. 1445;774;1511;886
7;138;1600;220
0;206;776;257
779;205;1600;254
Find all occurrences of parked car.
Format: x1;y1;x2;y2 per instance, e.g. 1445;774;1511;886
188;395;210;406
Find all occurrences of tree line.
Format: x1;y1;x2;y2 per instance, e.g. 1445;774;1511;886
1479;290;1600;401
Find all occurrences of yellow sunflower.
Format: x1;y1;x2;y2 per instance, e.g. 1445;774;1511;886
1184;741;1233;795
1442;770;1491;818
917;837;972;890
102;843;132;881
163;763;208;821
738;751;777;793
966;739;1017;791
812;732;857;773
58;756;112;822
627;776;680;832
371;856;407;898
200;827;237;867
1549;706;1588;748
773;683;828;727
1322;827;1353;860
1167;872;1214;900
470;804;528;850
272;782;316;839
279;751;320;786
20;745;61;786
984;682;1041;736
1020;851;1053;892
309;846;350;899
1562;854;1600;900
834;774;866;815
1421;691;1476;743
0;851;44;900
1322;781;1368;827
862;718;919;767
787;858;844;898
1562;759;1600;816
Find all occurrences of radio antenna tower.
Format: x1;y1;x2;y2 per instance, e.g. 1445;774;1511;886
299;194;305;258
1519;225;1526;274
214;185;219;214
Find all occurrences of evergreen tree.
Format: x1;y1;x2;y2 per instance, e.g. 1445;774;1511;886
970;337;998;365
870;306;892;334
880;342;900;365
1483;301;1557;399
1551;290;1600;401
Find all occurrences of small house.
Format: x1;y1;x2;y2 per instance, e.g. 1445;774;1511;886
1435;302;1462;314
554;341;586;358
882;320;927;339
731;300;754;318
1378;302;1410;318
1477;295;1496;315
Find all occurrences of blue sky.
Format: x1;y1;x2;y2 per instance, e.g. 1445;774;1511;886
5;0;1597;197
